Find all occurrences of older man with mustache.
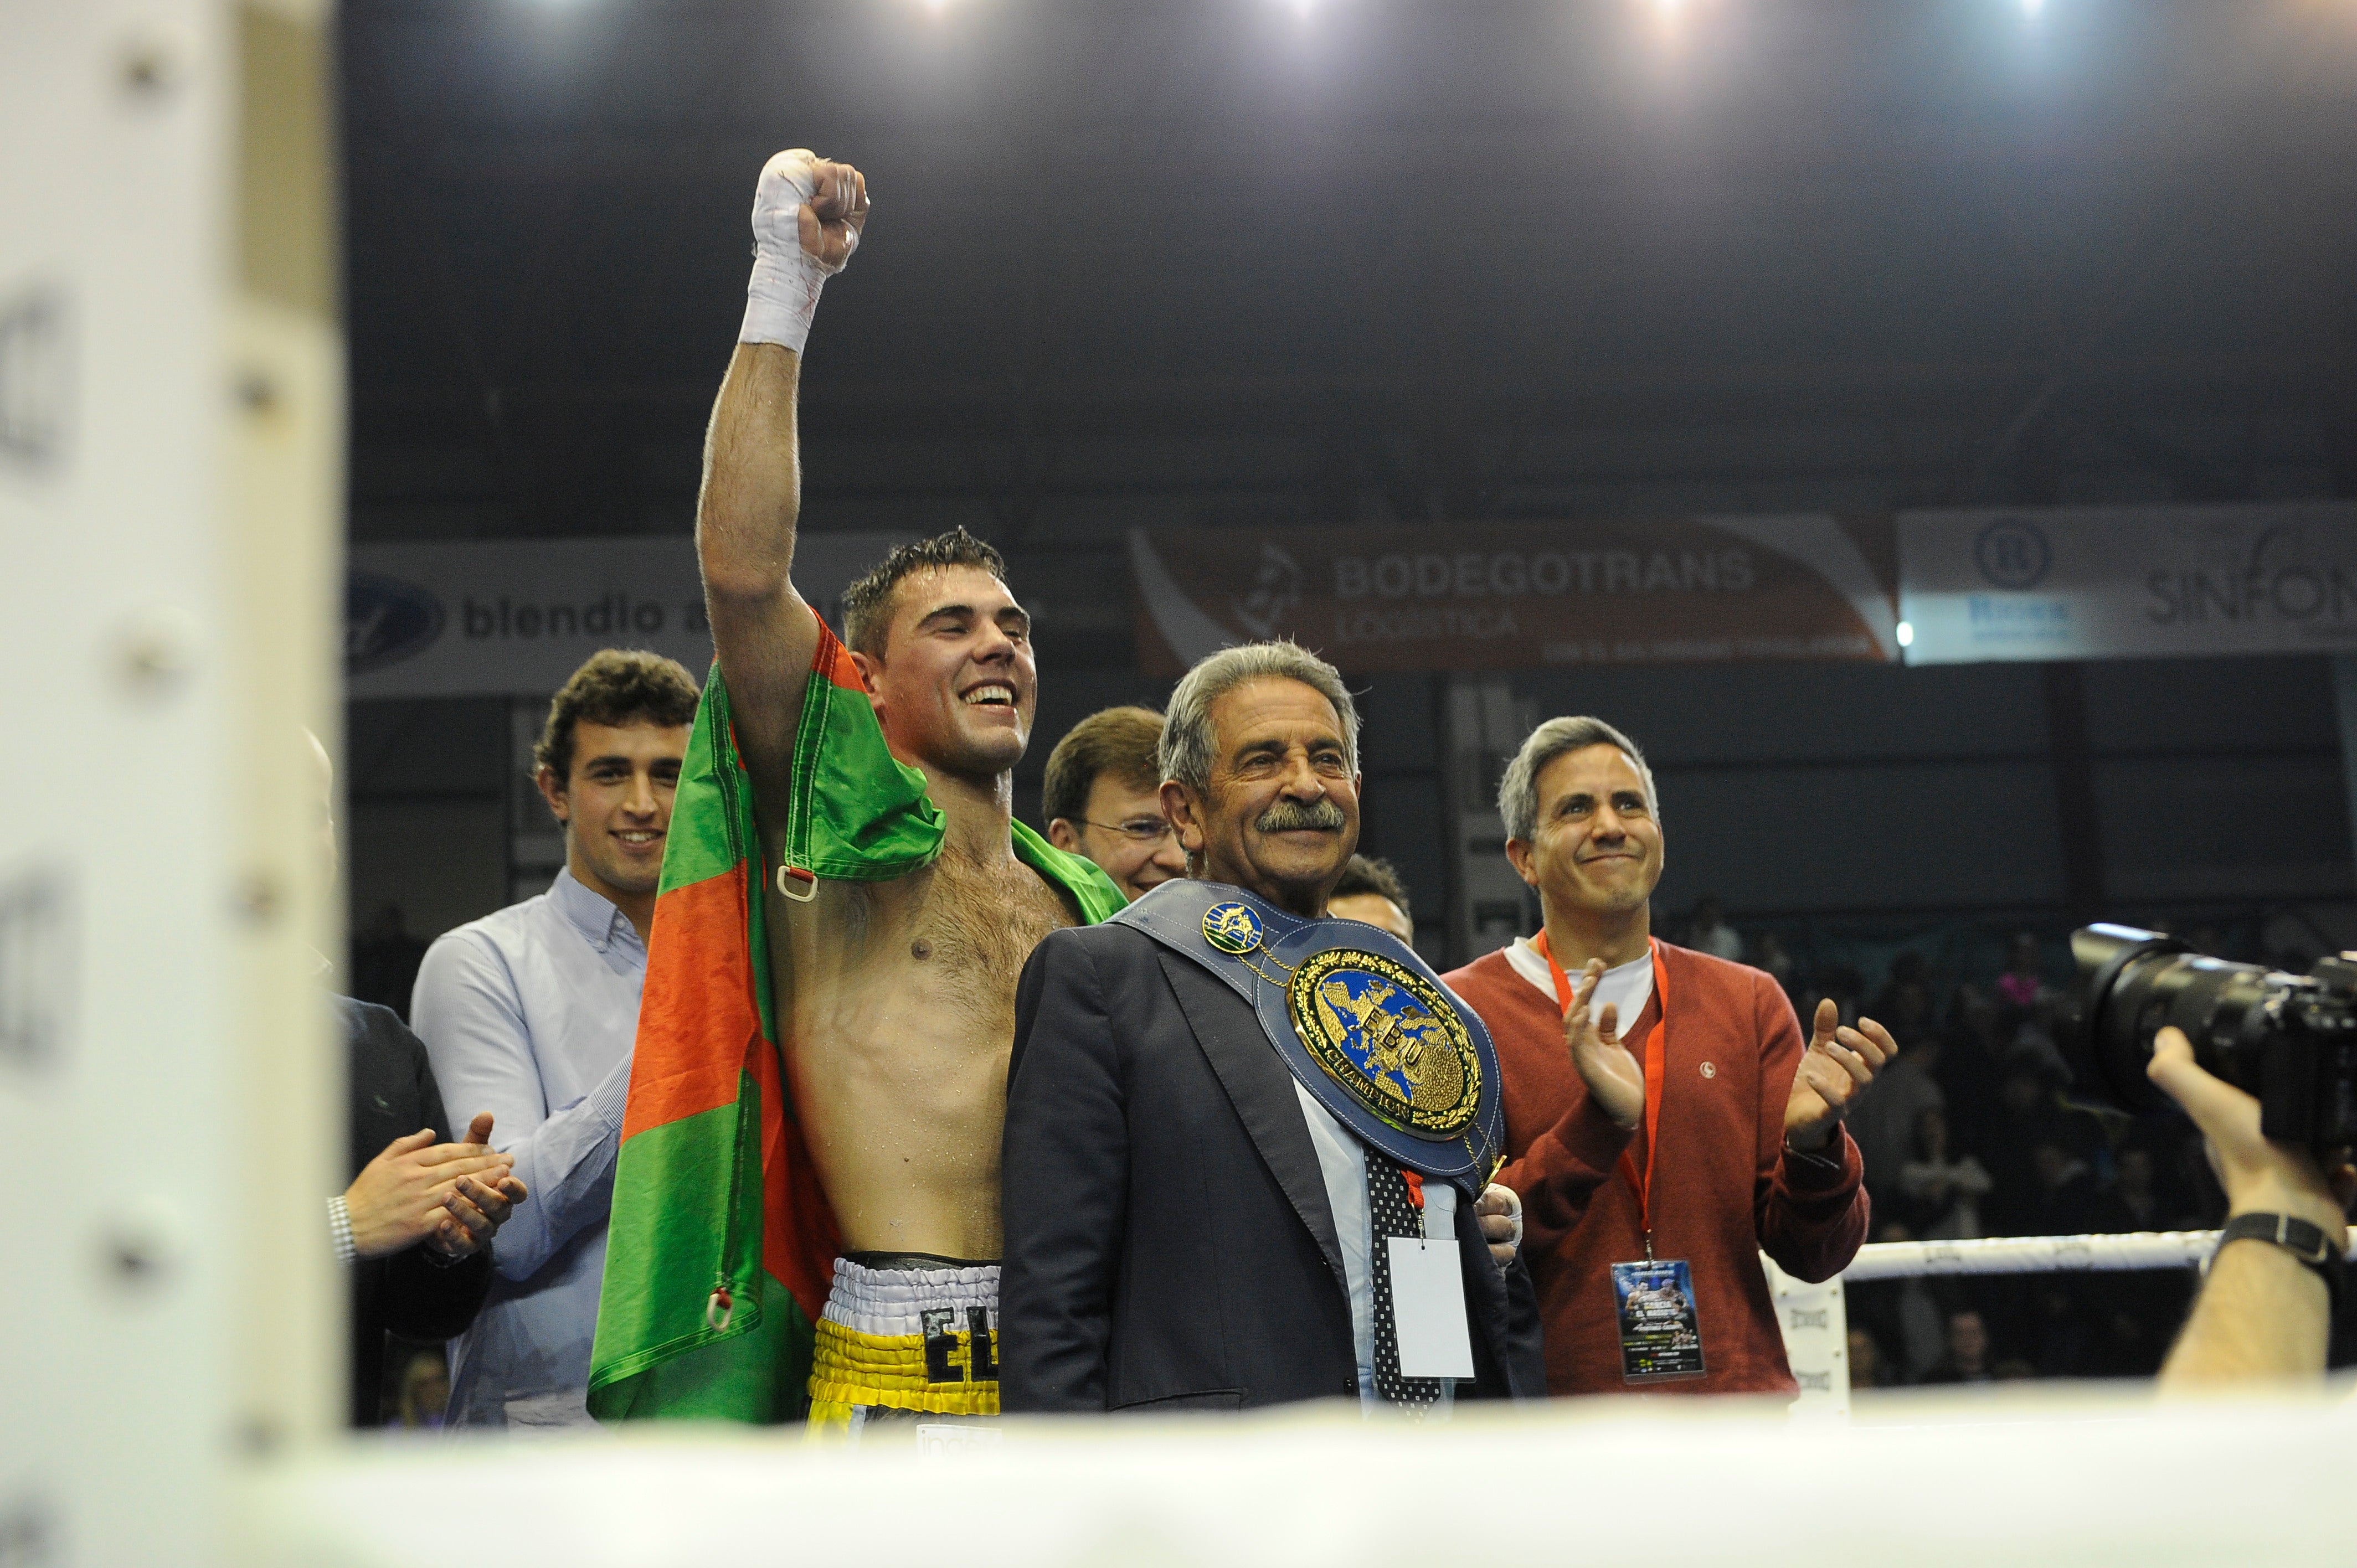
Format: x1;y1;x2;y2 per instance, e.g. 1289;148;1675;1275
1000;641;1538;1414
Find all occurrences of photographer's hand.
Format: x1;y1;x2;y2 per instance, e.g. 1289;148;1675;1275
2148;1026;2353;1390
2147;1027;2348;1233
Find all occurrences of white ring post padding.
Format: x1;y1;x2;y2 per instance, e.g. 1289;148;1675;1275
1838;1228;2357;1282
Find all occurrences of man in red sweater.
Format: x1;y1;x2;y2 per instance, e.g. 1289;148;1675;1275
1442;716;1892;1396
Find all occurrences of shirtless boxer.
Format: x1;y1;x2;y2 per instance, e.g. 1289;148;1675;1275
588;149;1123;1429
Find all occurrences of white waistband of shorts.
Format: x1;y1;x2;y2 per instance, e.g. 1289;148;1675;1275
822;1257;1001;1338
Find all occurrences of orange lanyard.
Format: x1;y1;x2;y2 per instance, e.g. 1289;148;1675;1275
1533;931;1669;1260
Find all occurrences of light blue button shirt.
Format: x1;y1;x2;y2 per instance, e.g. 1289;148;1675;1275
410;867;641;1430
1291;1084;1459;1411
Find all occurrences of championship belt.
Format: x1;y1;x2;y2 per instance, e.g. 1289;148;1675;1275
1109;880;1506;1199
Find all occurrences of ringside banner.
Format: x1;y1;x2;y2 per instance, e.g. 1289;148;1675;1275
1130;517;1900;675
346;533;909;698
1897;505;2357;665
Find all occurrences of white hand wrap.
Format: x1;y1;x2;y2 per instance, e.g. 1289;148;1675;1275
738;148;851;353
1486;1182;1524;1253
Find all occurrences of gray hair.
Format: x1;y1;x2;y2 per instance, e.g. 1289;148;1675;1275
1159;641;1360;794
1497;716;1659;843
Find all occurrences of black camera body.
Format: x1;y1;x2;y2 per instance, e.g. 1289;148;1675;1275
2065;924;2357;1157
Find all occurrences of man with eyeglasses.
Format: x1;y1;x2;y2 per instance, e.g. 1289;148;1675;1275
1043;705;1187;903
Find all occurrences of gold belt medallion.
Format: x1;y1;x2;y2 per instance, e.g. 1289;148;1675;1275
1285;947;1482;1138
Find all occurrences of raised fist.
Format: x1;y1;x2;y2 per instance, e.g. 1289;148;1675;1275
750;149;870;275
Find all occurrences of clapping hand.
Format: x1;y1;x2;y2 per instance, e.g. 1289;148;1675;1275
423;1112;529;1261
1562;957;1645;1129
1784;999;1897;1153
344;1115;514;1260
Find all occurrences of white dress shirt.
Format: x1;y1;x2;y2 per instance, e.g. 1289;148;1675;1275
1291;1084;1459;1410
410;867;642;1429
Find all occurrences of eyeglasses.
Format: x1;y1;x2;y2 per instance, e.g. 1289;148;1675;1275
1084;817;1176;847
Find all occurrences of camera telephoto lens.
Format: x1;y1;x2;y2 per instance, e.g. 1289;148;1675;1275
2065;924;2357;1153
2063;925;2276;1115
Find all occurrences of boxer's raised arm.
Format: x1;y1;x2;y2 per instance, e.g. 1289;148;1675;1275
696;151;869;786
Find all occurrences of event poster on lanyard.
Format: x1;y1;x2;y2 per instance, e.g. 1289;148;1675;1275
1535;933;1708;1383
1610;1258;1705;1381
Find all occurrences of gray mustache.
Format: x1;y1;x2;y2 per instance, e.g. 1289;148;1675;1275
1255;798;1347;834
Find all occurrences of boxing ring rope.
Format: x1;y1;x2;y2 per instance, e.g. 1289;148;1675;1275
1839;1227;2357;1282
1761;1227;2357;1413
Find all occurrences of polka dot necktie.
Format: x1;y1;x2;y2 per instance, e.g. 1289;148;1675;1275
1368;1163;1442;1414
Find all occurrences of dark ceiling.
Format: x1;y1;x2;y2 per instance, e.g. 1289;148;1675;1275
344;0;2357;662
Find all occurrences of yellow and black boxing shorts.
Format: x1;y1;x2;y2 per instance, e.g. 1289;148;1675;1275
807;1253;1000;1435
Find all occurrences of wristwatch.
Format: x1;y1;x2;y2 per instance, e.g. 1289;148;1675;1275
1782;1131;1845;1171
2212;1212;2346;1313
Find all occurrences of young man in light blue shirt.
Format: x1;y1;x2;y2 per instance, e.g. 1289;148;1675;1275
411;649;699;1430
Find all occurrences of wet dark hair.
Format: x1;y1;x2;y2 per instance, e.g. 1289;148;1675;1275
840;527;1010;658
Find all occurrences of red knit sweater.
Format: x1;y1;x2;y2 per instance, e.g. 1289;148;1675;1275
1444;942;1869;1396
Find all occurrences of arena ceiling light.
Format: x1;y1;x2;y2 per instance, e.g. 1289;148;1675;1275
1644;0;1693;38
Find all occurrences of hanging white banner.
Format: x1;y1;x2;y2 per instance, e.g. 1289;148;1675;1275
1898;504;2357;664
346;533;910;698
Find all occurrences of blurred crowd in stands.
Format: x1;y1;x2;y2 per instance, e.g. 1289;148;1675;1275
1670;905;2305;1389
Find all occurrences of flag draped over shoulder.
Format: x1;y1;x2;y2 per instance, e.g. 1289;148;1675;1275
588;617;1124;1423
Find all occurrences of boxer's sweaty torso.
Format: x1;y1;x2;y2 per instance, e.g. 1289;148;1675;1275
759;828;1078;1259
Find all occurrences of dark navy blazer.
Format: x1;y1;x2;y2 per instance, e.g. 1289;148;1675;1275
999;921;1546;1413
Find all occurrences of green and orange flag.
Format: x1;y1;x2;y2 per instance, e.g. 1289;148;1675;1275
588;617;1124;1422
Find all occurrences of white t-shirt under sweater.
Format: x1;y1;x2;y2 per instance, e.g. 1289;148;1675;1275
1500;937;1654;1031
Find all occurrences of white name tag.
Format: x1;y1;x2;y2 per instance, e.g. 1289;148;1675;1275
1385;1236;1475;1378
915;1423;1002;1456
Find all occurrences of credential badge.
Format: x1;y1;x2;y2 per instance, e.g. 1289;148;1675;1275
1202;901;1264;956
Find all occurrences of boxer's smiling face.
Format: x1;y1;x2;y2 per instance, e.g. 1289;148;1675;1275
1165;676;1360;919
858;565;1037;781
